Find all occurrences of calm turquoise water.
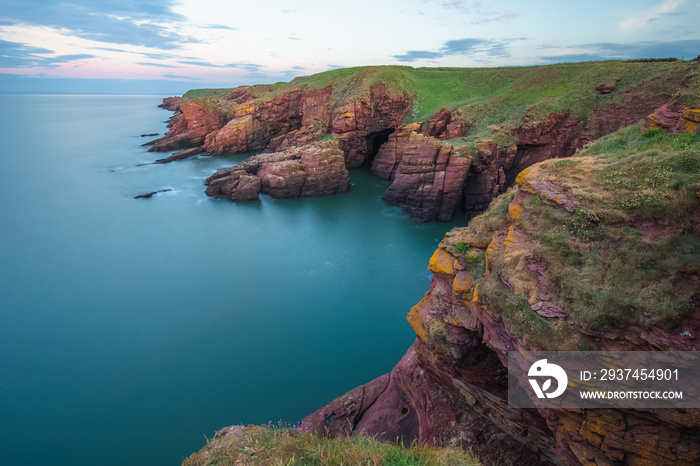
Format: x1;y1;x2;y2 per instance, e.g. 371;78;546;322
0;95;467;465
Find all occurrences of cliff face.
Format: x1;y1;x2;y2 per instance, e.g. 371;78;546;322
204;140;349;201
371;95;690;222
302;124;700;465
180;64;700;465
151;83;411;168
151;63;699;221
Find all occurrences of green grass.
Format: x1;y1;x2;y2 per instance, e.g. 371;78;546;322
183;88;233;99
180;60;700;148
517;125;699;332
182;425;479;466
447;121;700;347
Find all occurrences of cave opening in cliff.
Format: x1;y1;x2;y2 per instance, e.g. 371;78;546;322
362;129;395;168
506;146;531;186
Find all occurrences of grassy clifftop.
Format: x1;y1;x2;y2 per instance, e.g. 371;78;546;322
440;123;700;350
183;60;700;147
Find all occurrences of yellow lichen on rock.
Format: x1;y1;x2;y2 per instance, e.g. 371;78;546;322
428;247;456;275
233;101;258;118
515;167;535;194
681;108;700;133
406;298;429;342
507;194;522;220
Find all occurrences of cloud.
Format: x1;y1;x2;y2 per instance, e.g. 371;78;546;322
0;40;96;68
439;0;519;24
226;63;263;72
620;0;682;32
393;37;513;62
173;60;263;73
163;72;199;80
539;39;700;63
0;39;54;66
136;62;179;68
538;39;700;63
537;53;616;64
140;52;179;60
90;46;130;53
442;38;511;57
54;54;95;61
177;60;221;67
201;24;237;30
1;0;192;49
393;50;444;62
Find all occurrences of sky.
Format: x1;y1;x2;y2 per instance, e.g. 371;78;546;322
0;0;699;94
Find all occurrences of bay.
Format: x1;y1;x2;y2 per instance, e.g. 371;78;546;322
0;95;467;465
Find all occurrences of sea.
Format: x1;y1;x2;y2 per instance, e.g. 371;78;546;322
0;94;467;465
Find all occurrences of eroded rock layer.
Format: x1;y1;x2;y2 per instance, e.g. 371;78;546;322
204;141;349;201
302;145;700;465
153;62;699;219
151;84;412;169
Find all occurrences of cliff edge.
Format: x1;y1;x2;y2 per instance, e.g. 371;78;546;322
301;123;700;465
151;61;700;221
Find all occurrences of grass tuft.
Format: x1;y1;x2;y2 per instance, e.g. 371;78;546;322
182;425;479;466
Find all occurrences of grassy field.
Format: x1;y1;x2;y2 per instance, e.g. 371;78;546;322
182;425;479;466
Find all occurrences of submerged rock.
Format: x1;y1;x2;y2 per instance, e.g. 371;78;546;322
154;147;205;164
134;189;172;199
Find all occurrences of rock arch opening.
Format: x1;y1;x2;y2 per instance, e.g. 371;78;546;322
362;129;395;168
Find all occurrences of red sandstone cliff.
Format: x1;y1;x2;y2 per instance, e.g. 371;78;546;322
151;84;411;169
301;136;700;465
151;63;698;221
204;140;350;201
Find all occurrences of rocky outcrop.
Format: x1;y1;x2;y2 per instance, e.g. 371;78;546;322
422;107;468;140
302;346;553;466
148;99;226;152
151;84;412;171
158;96;182;111
371;84;698;223
643;104;700;134
204;140;349;201
371;111;581;221
154;147;204;164
371;124;472;222
134;189;172;199
153;64;697;220
303;150;700;465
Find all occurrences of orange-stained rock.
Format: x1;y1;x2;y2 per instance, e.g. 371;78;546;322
507;189;525;220
452;271;473;293
643;104;700;135
406;298;430;342
643;103;684;133
681;108;700;133
428;247;456;275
